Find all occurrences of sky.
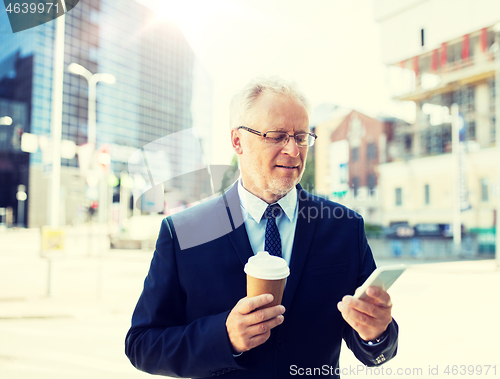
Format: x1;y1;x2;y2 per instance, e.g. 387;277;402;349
137;0;410;165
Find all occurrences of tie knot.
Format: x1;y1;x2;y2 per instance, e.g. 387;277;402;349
264;203;283;220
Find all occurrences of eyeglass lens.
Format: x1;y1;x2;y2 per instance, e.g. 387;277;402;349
265;132;313;147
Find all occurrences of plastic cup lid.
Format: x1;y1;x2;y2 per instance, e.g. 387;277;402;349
244;251;290;280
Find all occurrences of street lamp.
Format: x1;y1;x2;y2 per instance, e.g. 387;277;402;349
0;116;13;126
68;63;116;148
2;117;27;227
16;185;27;227
68;63;116;224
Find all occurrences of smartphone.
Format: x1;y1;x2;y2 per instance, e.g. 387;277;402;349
353;265;406;300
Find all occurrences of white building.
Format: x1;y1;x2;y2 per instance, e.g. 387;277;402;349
374;0;500;234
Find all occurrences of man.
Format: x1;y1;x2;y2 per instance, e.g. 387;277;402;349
125;77;398;378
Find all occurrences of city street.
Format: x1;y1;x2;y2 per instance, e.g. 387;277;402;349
1;0;500;378
1;228;499;378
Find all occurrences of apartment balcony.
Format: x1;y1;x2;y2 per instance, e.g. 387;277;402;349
392;53;497;102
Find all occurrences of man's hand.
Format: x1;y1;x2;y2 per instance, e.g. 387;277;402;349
226;294;285;354
337;286;392;342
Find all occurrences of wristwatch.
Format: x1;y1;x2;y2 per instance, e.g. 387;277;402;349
364;329;389;346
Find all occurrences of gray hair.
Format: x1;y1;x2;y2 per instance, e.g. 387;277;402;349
229;76;311;130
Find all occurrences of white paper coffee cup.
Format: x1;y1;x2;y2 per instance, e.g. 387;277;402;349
244;251;289;309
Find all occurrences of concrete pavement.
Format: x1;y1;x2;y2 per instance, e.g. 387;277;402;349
1;228;499;378
340;259;500;378
0;228;154;379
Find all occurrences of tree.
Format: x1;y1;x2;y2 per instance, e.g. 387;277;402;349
219;154;240;193
300;152;315;194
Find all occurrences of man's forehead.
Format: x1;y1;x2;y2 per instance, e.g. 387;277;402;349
251;93;309;124
255;91;303;108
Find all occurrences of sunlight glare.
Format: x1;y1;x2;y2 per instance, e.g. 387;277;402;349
150;0;246;51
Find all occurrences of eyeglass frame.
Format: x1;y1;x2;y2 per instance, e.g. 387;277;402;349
237;126;317;147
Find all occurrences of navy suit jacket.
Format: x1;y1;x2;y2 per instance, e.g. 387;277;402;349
125;184;398;378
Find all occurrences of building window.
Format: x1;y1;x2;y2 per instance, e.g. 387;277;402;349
367;143;377;160
489;79;495;113
491;117;496;144
489;79;496;143
452;86;475;114
367;174;376;191
395;188;402;206
421;28;425;47
481;179;489;202
448;42;462;64
467;121;476;141
425;184;430;205
351;147;359;162
404;134;412;153
470;35;479;58
352;177;359;197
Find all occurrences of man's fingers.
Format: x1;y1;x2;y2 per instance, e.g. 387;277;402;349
226;298;285;353
337;294;393;341
237;294;274;315
248;332;271;350
242;314;284;351
338;302;382;330
250;305;285;325
338;301;377;327
248;313;284;336
365;287;392;307
340;295;387;318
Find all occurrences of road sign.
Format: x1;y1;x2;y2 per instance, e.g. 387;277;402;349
41;226;65;252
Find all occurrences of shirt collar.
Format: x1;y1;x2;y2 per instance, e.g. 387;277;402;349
237;179;297;222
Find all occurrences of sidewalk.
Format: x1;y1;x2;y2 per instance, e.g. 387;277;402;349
0;230;499;378
340;259;500;378
0;229;156;379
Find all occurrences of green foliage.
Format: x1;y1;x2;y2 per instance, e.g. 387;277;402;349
300;153;315;193
229;154;239;168
219;154;240;192
364;223;384;238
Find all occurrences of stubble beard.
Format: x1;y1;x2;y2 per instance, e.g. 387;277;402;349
245;161;306;200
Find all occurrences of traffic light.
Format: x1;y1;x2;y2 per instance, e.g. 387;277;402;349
97;143;111;174
12;125;23;149
88;200;99;216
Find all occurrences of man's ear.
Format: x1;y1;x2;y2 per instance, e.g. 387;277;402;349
231;129;243;155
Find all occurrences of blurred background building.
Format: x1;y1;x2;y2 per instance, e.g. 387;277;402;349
314;108;404;224
0;0;213;228
373;0;500;249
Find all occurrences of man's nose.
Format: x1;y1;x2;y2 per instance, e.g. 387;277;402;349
281;136;300;157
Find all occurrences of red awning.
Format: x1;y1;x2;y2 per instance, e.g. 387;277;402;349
481;28;487;52
440;42;447;67
413;56;419;76
431;49;438;71
462;34;470;61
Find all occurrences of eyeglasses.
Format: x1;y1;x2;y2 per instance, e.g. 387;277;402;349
238;126;317;147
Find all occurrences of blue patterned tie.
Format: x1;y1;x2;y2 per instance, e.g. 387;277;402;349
264;203;283;258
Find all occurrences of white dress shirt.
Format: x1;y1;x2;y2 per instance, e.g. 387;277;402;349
237;179;298;266
235;180;387;350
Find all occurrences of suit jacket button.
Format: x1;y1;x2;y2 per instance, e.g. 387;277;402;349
276;339;285;350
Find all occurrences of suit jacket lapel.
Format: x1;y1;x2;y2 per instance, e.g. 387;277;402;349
217;184;254;267
217;183;319;307
282;185;318;311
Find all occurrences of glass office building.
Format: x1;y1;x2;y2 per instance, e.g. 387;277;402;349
0;0;213;227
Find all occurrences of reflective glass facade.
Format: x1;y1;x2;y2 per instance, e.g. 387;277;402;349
0;0;213;227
